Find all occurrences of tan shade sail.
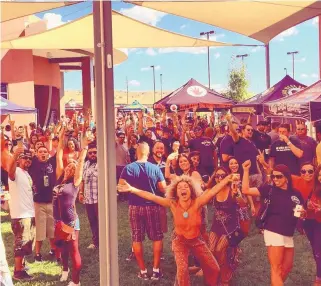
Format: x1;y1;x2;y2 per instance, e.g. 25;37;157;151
132;1;321;44
1;10;244;50
1;1;79;23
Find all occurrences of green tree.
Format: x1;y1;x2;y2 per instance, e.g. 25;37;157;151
224;63;252;102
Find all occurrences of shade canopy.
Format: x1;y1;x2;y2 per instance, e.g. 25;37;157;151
154;78;234;111
118;100;147;112
1;1;78;23
132;1;321;44
0;97;37;115
232;75;306;114
263;80;321;122
1;10;240;50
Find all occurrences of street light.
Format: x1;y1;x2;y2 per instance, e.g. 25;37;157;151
150;65;156;103
160;73;163;99
200;30;215;89
236;54;249;62
284;68;288;76
287;51;299;79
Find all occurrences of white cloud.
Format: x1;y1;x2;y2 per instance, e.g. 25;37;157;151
214;52;220;59
141;65;160;71
275;27;298;41
43;13;65;29
128;80;140;87
180;24;187;30
146;48;157;56
312;17;319;26
119;6;166;26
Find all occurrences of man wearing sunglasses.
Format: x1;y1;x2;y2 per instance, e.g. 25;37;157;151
270;123;303;175
79;142;99;249
291;123;317;166
7;148;35;281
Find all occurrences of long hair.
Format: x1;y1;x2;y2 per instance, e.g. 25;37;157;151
207;166;229;189
313;165;321;198
273;164;293;190
165;175;203;201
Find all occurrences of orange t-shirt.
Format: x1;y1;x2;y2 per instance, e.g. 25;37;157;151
291;175;313;202
171;200;202;239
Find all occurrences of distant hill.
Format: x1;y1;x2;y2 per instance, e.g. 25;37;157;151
64;90;169;107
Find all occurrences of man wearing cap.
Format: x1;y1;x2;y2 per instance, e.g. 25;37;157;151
8;148;35;281
188;125;216;176
252;121;271;157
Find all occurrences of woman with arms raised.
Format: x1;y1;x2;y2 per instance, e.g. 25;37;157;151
118;174;237;286
242;160;306;286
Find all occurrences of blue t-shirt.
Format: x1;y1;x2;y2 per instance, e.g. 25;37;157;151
120;161;165;206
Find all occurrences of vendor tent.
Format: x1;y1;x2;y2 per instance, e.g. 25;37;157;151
0;97;37;114
154;78;233;111
263;80;321;122
118;100;147;112
232;75;306;114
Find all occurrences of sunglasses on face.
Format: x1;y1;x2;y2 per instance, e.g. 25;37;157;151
271;174;284;180
214;174;227;179
88;151;97;155
300;169;314;175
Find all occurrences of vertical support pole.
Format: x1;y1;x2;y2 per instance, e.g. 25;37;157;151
82;56;92;116
93;1;118;285
265;43;270;89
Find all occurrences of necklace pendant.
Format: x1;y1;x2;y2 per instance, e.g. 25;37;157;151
183;211;189;219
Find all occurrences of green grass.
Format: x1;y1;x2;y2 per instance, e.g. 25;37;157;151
1;203;315;286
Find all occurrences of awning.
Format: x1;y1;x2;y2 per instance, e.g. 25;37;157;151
1;1;79;23
131;1;321;44
0;97;37;115
1;11;244;50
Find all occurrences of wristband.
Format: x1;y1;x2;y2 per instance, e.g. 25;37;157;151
287;141;292;146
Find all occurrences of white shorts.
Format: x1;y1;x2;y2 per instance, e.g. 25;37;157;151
263;230;294;248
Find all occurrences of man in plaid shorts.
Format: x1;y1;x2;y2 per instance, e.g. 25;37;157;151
119;142;166;281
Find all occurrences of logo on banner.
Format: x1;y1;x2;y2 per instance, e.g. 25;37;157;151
187;86;207;97
282;85;304;97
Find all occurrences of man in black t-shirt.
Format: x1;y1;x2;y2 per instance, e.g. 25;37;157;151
28;146;57;262
270;124;303;175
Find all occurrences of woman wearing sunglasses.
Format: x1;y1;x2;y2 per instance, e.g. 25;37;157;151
207;166;247;286
242;160;306;286
304;164;321;286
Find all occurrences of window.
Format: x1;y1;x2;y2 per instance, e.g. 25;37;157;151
0;83;8;99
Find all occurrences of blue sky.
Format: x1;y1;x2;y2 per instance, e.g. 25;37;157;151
37;1;319;95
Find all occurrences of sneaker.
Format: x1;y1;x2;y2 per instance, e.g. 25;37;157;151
49;249;55;256
13;270;34;281
34;253;42;262
126;251;135;262
137;271;149;281
87;244;98;249
60;270;69;282
151;270;163;281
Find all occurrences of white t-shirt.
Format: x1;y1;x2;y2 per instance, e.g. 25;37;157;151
8;167;35;219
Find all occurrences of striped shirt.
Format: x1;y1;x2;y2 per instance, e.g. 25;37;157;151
83;161;98;204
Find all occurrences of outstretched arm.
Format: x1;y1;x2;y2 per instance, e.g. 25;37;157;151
118;179;171;208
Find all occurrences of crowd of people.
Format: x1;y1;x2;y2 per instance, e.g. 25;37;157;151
1;108;321;286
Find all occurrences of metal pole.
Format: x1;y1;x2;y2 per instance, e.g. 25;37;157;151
93;1;118;285
160;73;163;99
265;44;270;88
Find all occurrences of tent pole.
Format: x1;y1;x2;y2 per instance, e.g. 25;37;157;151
93;1;119;285
265;43;271;89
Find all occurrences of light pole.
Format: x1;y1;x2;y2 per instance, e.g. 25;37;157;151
236;54;249;63
150;65;156;103
126;76;129;104
284;68;288;76
287;51;299;79
160;73;163;99
200;30;215;89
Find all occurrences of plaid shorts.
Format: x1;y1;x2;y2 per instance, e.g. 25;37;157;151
11;217;35;257
129;205;164;242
